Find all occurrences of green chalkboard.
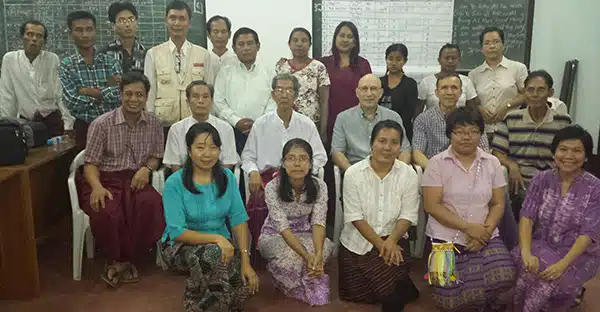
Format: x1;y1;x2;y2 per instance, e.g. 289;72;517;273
452;0;535;71
312;0;534;72
0;0;206;59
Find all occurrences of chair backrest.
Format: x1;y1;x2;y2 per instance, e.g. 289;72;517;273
70;150;85;173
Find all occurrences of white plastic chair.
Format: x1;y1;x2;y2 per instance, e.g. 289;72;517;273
69;152;167;280
332;165;344;256
151;167;166;195
68;150;94;281
409;165;426;258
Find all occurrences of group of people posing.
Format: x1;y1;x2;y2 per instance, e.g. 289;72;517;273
0;1;598;312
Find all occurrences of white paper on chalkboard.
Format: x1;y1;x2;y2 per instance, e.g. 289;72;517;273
194;0;204;14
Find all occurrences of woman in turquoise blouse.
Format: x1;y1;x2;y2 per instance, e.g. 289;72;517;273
161;122;259;312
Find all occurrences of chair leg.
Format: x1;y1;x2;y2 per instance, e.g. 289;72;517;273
85;227;95;259
72;217;86;281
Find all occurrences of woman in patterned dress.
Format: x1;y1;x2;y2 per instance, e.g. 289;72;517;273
276;28;330;140
258;138;333;306
513;125;600;311
161;122;259;312
422;107;516;312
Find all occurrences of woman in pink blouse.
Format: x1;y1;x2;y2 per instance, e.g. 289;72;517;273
257;138;333;306
422;107;517;311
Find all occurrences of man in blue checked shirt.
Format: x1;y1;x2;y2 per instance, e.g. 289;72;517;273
59;10;122;150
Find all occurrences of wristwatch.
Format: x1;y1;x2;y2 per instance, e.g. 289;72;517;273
145;165;155;172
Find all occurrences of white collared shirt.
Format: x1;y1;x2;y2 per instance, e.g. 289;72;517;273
340;157;420;255
213;60;276;127
241;110;327;175
210;49;237;79
0;50;74;129
163;114;239;166
468;56;528;133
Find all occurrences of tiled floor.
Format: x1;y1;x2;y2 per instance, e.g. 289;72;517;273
1;229;598;312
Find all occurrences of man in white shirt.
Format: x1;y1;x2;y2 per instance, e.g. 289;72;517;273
144;0;214;139
206;15;237;77
468;27;528;141
241;73;327;257
0;20;73;137
213;27;276;154
163;80;238;171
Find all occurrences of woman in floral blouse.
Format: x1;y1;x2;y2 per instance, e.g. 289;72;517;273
276;28;330;140
258;138;333;306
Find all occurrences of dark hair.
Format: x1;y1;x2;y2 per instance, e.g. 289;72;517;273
331;21;360;69
385;43;408;60
182;123;228;197
206;15;231;33
120;71;151;95
20;20;48;40
232;27;260;46
445;107;485;138
436;72;463;88
288;27;312;44
438;43;461;59
166;0;191;20
186;80;214;99
479;26;505;46
67;11;97;30
278;139;319;204
370;120;404;146
551;125;594;160
524;70;554;89
108;2;138;24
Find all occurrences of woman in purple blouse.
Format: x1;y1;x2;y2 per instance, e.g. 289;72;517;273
513;125;600;311
319;21;372;141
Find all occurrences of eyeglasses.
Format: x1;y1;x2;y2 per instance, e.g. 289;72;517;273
284;155;309;164
358;86;380;93
116;17;137;25
274;88;294;95
452;130;481;138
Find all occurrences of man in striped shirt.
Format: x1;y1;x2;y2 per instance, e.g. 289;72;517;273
492;70;571;218
59;11;122;150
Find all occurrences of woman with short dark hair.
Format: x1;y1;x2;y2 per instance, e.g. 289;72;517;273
423;107;516;311
161;122;259;312
513;125;600;311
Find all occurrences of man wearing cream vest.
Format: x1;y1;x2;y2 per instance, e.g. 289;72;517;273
144;0;214;138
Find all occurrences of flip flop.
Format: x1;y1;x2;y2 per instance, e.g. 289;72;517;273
101;265;120;288
571;287;586;308
120;264;140;284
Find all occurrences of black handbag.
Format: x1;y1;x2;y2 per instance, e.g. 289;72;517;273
0;118;28;165
17;119;49;148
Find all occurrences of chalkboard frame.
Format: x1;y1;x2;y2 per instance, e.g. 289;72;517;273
311;0;535;71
